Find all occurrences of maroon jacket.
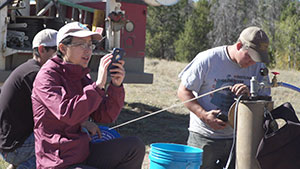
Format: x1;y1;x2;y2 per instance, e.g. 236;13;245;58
32;56;125;169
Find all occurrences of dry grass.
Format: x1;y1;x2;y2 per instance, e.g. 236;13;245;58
1;57;300;168
119;58;300;169
118;58;190;169
269;69;300;113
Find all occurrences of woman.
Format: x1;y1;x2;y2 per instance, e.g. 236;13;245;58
31;22;145;169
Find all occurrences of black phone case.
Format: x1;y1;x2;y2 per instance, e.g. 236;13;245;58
109;48;124;74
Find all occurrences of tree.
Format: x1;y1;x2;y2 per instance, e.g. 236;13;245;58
208;0;248;47
273;1;300;70
174;0;212;62
145;0;299;70
258;0;293;67
208;0;294;66
146;0;193;60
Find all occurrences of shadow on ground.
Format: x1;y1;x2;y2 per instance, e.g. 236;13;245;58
103;102;190;145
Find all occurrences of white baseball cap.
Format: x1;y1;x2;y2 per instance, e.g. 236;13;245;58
57;21;102;46
32;29;58;49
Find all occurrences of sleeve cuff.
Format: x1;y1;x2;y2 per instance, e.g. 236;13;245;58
107;82;125;93
93;82;105;96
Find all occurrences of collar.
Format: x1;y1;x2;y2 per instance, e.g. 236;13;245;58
51;56;90;80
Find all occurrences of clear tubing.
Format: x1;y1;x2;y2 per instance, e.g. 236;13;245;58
277;82;300;93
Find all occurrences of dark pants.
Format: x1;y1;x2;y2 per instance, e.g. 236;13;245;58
68;136;145;169
188;131;235;169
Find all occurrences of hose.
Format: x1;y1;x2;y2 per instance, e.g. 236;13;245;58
110;85;232;130
224;95;243;169
277;82;300;93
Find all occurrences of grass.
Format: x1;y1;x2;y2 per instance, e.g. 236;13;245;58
120;58;300;169
121;58;300;169
268;69;300;113
1;57;300;168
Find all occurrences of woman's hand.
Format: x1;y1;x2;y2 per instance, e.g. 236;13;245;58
81;121;101;140
96;54;113;89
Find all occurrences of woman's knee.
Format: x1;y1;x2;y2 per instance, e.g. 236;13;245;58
124;136;145;155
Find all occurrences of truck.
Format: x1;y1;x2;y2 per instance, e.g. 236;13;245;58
0;0;178;84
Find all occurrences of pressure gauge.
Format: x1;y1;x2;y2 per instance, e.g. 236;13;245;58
125;21;134;32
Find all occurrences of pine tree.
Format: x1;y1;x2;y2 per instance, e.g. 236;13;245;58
146;0;192;60
274;1;300;70
174;0;212;62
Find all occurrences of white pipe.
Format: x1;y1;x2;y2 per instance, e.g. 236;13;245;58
105;0;115;50
37;1;54;16
105;0;121;50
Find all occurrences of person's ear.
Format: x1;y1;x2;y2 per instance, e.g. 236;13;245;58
58;43;67;55
237;42;243;51
38;45;45;54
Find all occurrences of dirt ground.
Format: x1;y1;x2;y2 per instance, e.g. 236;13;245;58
112;59;300;169
110;103;190;169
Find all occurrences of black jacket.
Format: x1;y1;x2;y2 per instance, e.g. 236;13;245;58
0;59;40;151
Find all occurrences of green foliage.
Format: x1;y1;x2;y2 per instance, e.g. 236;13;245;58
145;0;300;70
280;0;299;21
174;0;212;62
273;1;300;70
146;0;192;60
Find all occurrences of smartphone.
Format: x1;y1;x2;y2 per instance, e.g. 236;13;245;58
109;48;124;74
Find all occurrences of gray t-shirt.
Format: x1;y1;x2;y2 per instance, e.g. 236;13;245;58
179;46;270;138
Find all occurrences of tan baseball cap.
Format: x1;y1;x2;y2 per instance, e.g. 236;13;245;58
32;29;57;49
239;26;270;63
57;21;102;46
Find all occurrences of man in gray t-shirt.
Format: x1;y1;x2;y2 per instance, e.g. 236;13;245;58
177;26;271;169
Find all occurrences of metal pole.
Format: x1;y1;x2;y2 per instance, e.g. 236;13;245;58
105;0;121;50
106;0;115;50
57;0;94;13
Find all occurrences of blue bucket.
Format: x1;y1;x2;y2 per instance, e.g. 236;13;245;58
91;126;120;143
149;143;203;169
82;125;121;143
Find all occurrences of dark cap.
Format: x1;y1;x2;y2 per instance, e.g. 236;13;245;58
239;26;269;63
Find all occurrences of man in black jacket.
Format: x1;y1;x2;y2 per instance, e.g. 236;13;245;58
0;28;57;169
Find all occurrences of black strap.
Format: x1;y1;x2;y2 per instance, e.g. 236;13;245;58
266;102;298;123
263;102;299;136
